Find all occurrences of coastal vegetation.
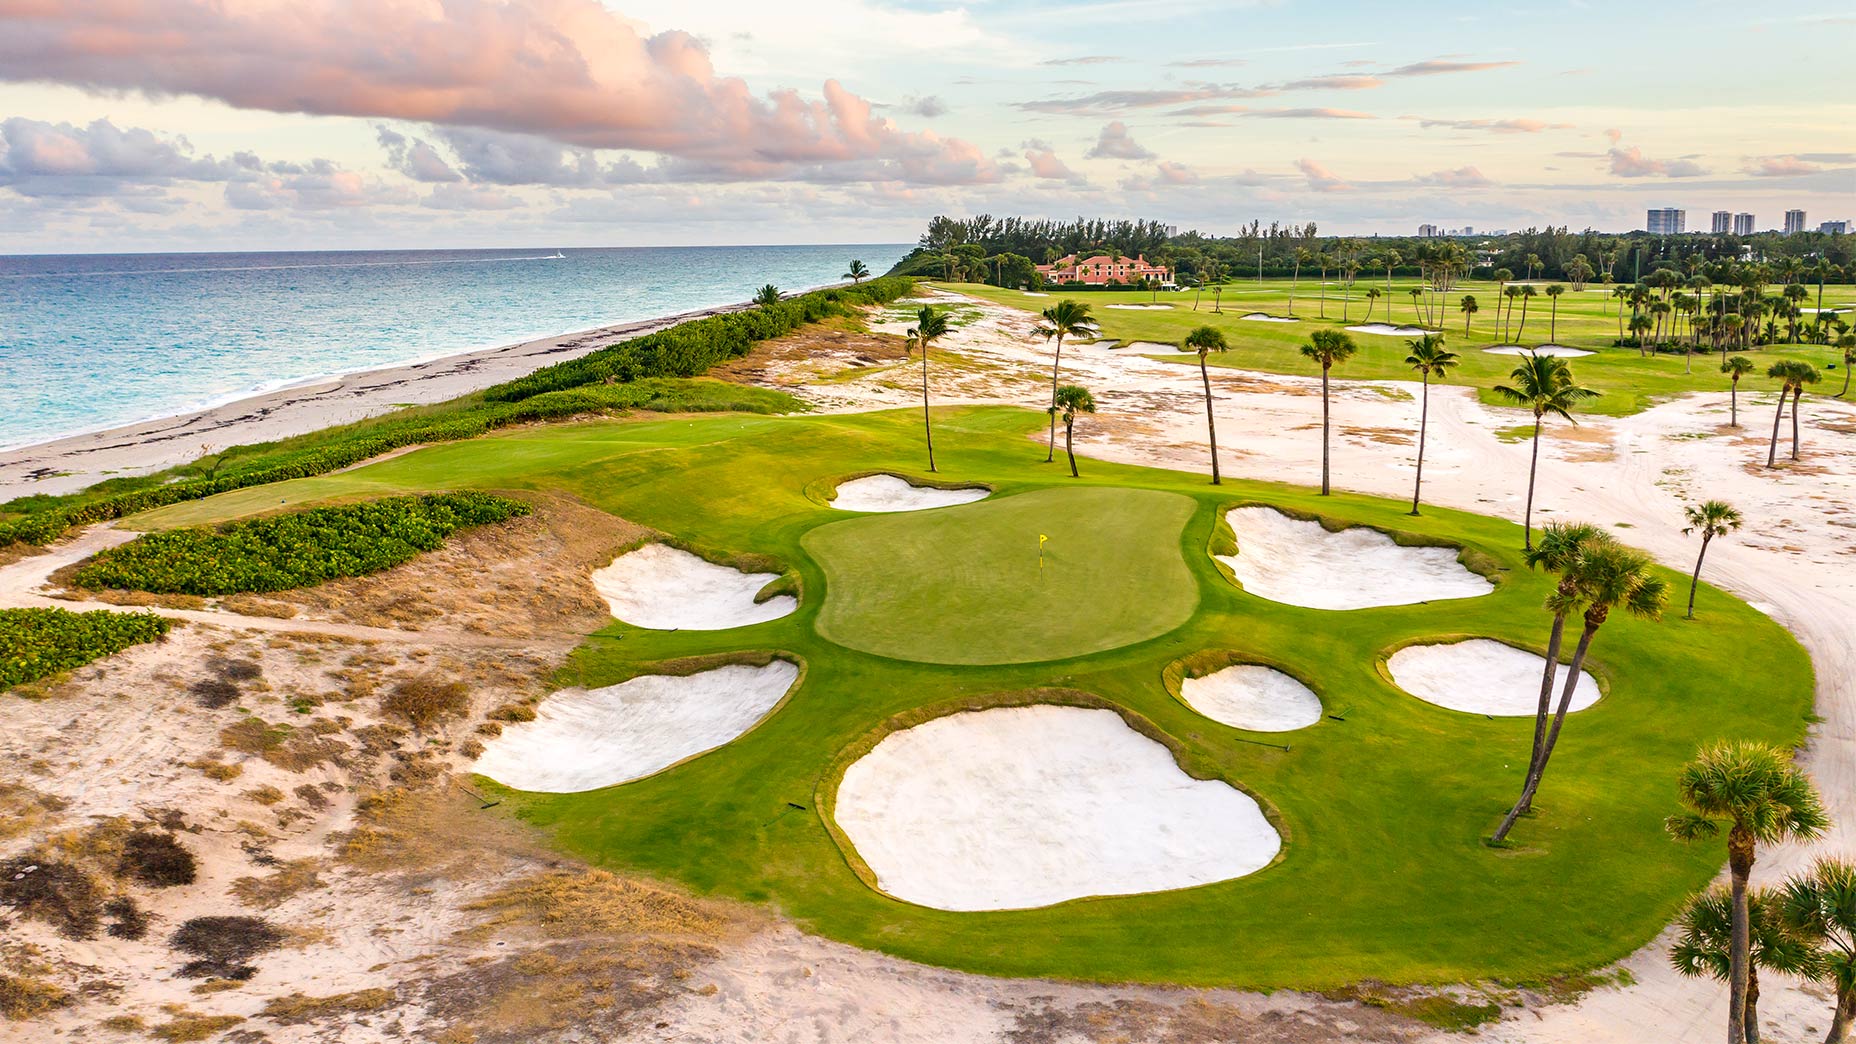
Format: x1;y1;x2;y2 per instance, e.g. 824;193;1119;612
70;492;529;596
0;607;170;689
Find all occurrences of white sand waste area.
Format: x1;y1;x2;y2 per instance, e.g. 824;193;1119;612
1345;323;1437;336
474;661;799;792
831;474;989;512
1218;507;1492;610
1107;303;1172;310
833;705;1279;911
1239;312;1299;323
1180;665;1323;732
1021;291;1050;297
591;543;795;629
1388;639;1601;716
1485;345;1594;357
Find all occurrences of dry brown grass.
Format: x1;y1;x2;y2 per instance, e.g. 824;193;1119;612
0;971;71;1020
259;987;397;1024
230;858;325;909
243;784;285;806
150;1008;245;1042
381;673;471;729
464;867;737;943
0;781;68;842
170;915;285;979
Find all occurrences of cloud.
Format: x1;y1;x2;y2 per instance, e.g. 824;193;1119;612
1744;154;1827;177
1248;107;1375;120
1169;58;1246;68
1280;75;1384;91
1385;59;1518;77
1155;161;1199;185
1022;140;1080;181
1606;143;1707;178
1295;157;1352;192
375;127;462;183
1042;55;1125;66
0;0;996;186
1016;85;1275;115
1085;121;1153;159
902;95;948;118
1412;166;1493;188
223;162;413;211
1412;117;1572;133
421;183;523;210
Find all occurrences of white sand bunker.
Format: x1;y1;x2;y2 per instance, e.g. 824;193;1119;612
831;474;989;513
1239;312;1299;323
475;661;799;792
1181;665;1323;732
1485;344;1593;357
1107;303;1172;310
1388;639;1601;716
1218;507;1492;610
1345;323;1437;336
591;544;795;629
835;705;1278;911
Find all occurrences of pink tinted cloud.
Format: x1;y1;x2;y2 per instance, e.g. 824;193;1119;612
1022;140;1079;181
1745;155;1822;177
1412;166;1493;188
1295;158;1352;192
1413;117;1572;133
0;0;996;185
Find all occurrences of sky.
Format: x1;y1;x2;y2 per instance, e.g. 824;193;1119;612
0;0;1852;253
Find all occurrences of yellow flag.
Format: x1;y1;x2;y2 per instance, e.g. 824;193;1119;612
1039;533;1049;545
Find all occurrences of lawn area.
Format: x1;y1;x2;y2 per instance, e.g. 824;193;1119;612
942;279;1854;417
127;405;1815;988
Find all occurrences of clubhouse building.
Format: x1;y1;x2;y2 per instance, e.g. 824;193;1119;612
1036;252;1172;286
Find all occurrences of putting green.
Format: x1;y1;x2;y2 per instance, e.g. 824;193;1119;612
805;486;1198;664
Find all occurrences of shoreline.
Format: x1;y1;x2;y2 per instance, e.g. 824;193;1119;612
0;292;801;500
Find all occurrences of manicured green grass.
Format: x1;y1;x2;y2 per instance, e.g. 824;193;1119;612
946;280;1854;417
131;406;1813;989
808;486;1197;664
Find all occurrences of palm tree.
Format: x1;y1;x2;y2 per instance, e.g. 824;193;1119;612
1460;294;1479;336
1502;284;1523;342
1765;360;1820;466
1053;384;1097;477
1514;284;1539;342
1383;249;1400;297
1493;534;1666;843
910;306;950;472
843;260;869;284
1779;858;1856;1044
755;284;782;308
1724;356;1755;426
1299;330;1357;495
1404;335;1459;515
1316;251;1330;318
1032;300;1095;464
1289;247;1309;316
1667;742;1828;1044
1673;886;1823;1044
1682;500;1743;619
1545;284;1566;342
1364;286;1382;320
1406;286;1422;322
1526;252;1543;281
1494;355;1598;549
1184;326;1230;484
1837;333;1856;398
1501;522;1606;821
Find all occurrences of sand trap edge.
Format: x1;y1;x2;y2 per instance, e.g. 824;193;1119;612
814;687;1290;908
614;536;804;610
808;470;992;510
476;651;809;792
1373;633;1609;712
1207;500;1501;595
1164;650;1324;736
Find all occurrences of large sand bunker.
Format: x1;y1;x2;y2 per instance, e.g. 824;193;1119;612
831;474;989;513
1106;303;1172;310
833;705;1279;911
591;544;795;629
1388;639;1601;715
1239;312;1298;323
1345;323;1436;336
1218;507;1492;610
1181;665;1323;732
474;661;800;792
1485;345;1594;357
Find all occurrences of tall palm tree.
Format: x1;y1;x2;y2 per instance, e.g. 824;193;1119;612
1460;294;1479;336
1502;284;1523;342
1667;742;1828;1044
1544;284;1566;342
1682;500;1743;620
1780;858;1856;1044
1404;335;1459;515
1384;249;1400;298
1184;326;1230;484
1032;300;1095;464
1494;355;1599;549
1053;384;1097;477
1406;286;1422;322
1724;356;1755;426
755;284;782;307
1493;534;1666;842
1673;886;1823;1044
1364;286;1382;320
909;306;950;472
843;260;869;284
1514;284;1539;342
1503;522;1607;821
1299;330;1357;496
1765;360;1820;466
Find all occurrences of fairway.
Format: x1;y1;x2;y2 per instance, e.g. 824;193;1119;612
806;486;1197;664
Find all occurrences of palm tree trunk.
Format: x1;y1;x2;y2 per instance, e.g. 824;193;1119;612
1746;965;1761;1044
1065;418;1078;477
1319;366;1332;495
1409;377;1429;513
1687;535;1711;619
1791;389;1803;460
1493;609;1569;841
1550;300;1558;342
1201;355;1221;485
1289;263;1299;315
1731;379;1740;427
1767;392;1786;467
1046;335;1064;463
921;350;936;473
1824;986;1855;1044
1728;832;1755;1044
1523;418;1542;549
1512;617;1599;814
1517;297;1530;341
1465;310;1472;336
1840;366;1851;398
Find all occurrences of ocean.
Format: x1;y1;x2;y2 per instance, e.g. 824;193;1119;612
0;243;910;451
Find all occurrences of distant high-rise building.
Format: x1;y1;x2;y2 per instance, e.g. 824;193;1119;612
1819;220;1849;235
1647;208;1685;235
1417;223;1440;237
1784;209;1807;234
1733;212;1756;236
1711;210;1732;234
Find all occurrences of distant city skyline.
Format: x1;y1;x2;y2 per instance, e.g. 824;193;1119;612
2;1;1854;252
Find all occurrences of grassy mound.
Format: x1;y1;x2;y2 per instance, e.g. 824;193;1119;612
71;492;528;595
0;607;170;689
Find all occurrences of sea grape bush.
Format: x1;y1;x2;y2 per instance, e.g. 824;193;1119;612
70;492;529;595
1;607;170;689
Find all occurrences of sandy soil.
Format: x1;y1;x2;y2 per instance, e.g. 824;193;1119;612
1180;664;1325;732
833;705;1281;911
1219;506;1493;610
590;543;796;630
830;474;990;513
1388;639;1602;717
1485;345;1594;357
1345;323;1438;336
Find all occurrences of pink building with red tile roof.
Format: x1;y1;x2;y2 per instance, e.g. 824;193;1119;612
1035;253;1171;285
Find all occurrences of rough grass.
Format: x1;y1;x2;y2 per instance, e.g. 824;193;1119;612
118;831;198;887
381;674;471;729
0;972;72;1020
0;857;104;938
169;916;286;979
259;987;397;1024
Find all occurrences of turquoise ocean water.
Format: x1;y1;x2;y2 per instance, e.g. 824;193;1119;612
0;244;909;451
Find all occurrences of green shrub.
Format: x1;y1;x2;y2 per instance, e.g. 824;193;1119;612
71;492;529;596
0;607;170;690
